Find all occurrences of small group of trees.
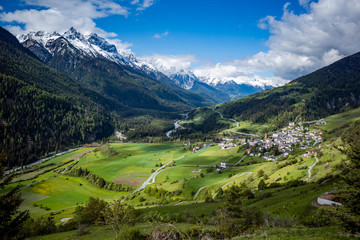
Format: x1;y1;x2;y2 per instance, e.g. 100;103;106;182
66;167;134;192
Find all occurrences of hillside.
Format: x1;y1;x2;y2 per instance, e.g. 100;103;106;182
5;105;360;239
184;51;360;134
20;28;215;110
0;27;218;168
222;51;360;124
0;27;120;168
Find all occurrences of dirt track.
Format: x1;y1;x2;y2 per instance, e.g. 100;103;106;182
68;148;95;160
113;179;141;186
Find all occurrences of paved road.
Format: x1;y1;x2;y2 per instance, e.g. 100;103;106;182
235;155;247;165
226;130;258;137
214;109;239;128
5;147;82;175
135;154;188;192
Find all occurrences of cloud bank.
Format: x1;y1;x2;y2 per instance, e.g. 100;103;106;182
0;0;129;36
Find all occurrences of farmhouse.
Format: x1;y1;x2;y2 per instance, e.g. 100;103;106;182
216;161;230;171
315;120;327;126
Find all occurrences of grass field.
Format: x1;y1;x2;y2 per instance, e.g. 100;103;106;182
27;175;126;210
41;148;95;165
76;143;189;183
4;127;345;231
28;224;355;240
314;107;360;132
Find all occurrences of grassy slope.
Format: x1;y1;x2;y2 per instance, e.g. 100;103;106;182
10;106;358;239
12;136;345;220
29;225;355;240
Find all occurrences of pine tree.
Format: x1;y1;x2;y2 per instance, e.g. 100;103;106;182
336;143;360;232
0;152;29;239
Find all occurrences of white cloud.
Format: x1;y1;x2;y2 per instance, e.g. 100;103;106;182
193;61;288;87
196;0;360;85
0;5;3;11
153;31;169;39
251;0;360;79
130;0;140;5
153;33;161;39
107;38;133;54
136;0;155;11
0;0;128;36
139;54;197;75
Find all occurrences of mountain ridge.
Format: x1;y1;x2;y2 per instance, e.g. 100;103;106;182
19;27;278;102
19;27;215;111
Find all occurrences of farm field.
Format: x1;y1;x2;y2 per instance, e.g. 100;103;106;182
5;131;346;230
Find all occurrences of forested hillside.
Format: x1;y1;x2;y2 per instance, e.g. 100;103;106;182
218;51;360;127
0;27;114;168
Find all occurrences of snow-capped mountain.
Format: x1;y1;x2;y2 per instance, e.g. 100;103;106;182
137;57;199;89
18;27;203;92
196;75;282;90
19;27;133;67
168;70;198;90
18;27;276;102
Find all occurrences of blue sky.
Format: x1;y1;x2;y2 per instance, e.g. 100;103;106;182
101;0;302;62
1;0;360;86
0;0;304;62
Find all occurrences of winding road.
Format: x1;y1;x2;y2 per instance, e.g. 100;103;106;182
235;155;247;165
214;110;239;128
213;109;259;137
134;154;189;192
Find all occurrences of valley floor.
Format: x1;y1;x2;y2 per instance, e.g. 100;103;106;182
4;108;359;239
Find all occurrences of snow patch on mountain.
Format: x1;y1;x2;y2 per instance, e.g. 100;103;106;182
196;74;287;89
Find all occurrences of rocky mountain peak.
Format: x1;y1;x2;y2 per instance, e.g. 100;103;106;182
63;27;85;41
87;33;117;53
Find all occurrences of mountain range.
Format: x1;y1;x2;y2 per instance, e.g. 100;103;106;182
3;25;359;167
18;27;277;102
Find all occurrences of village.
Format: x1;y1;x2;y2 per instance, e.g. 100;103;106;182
217;121;323;162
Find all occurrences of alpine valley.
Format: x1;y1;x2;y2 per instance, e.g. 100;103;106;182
1;17;360;240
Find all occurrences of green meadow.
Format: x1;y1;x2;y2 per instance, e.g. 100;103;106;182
5;122;346;236
77;143;189;182
314;107;360;132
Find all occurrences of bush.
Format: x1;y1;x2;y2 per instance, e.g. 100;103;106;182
302;208;332;227
120;226;145;240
